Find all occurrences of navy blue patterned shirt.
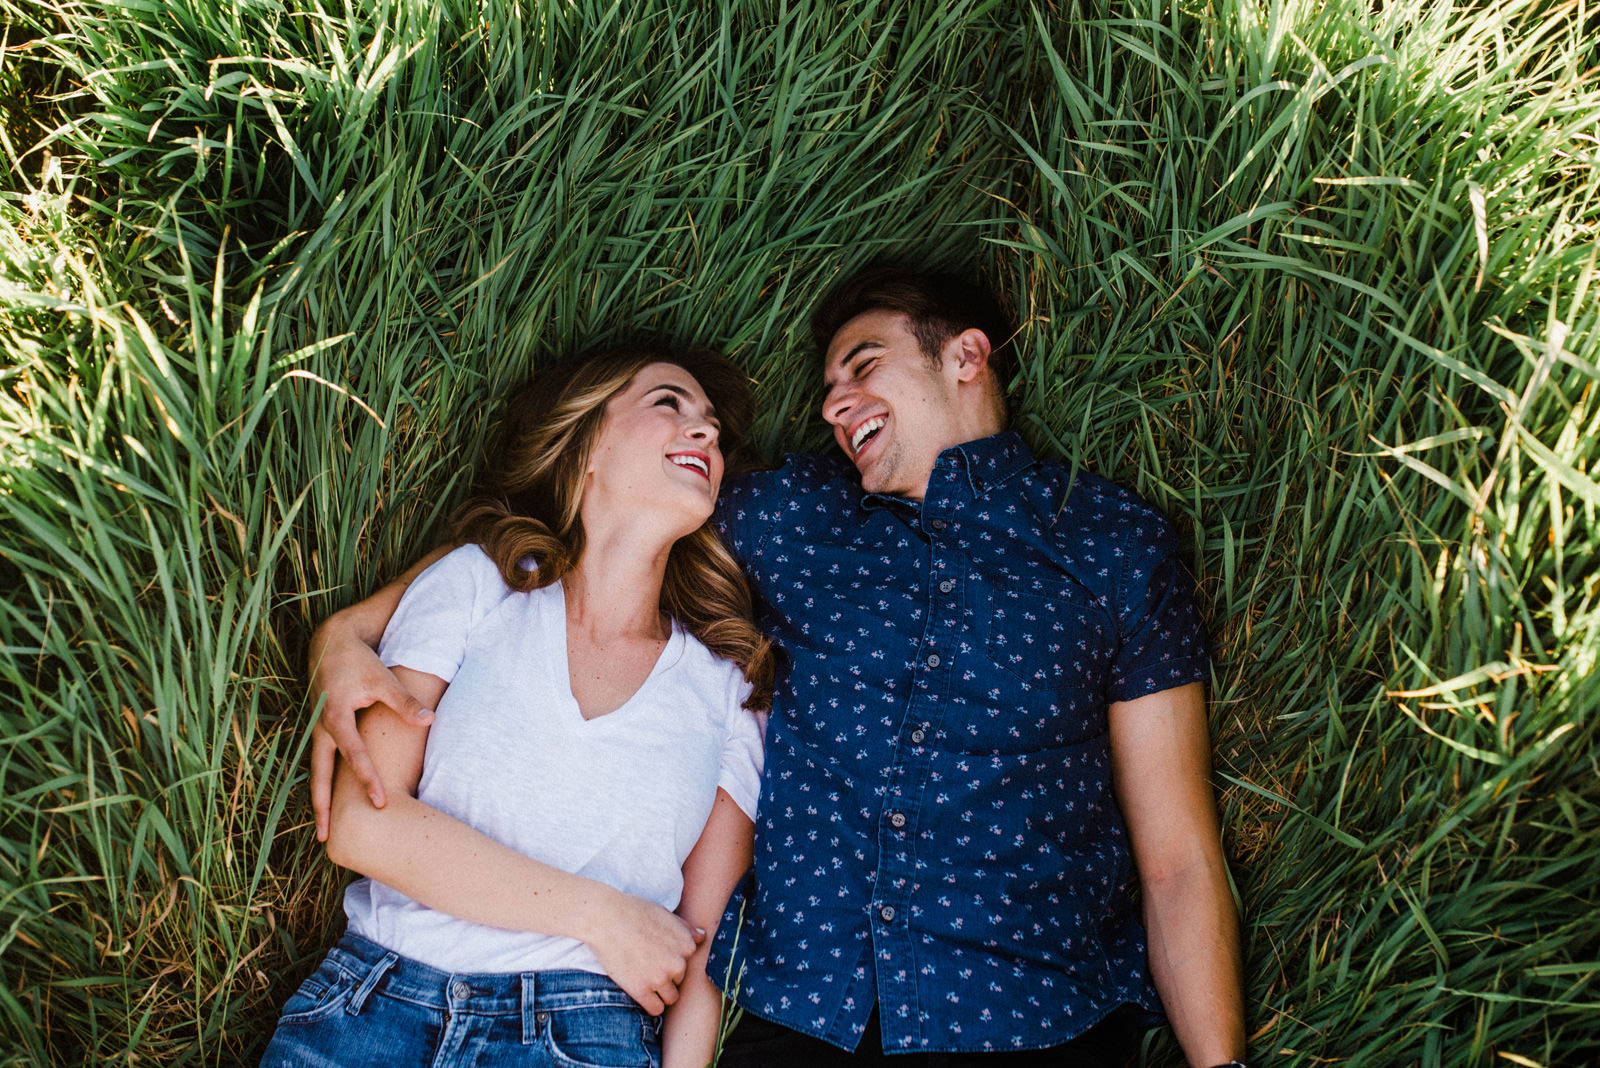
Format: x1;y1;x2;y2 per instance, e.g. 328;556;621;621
706;431;1211;1053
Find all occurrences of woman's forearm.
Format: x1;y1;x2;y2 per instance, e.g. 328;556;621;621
326;763;616;942
325;729;701;1018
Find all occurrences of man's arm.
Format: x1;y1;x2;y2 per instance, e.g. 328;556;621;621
1109;682;1246;1067
307;545;450;839
660;789;754;1068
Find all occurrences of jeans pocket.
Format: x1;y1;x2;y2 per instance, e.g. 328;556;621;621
544;1004;655;1068
276;956;357;1026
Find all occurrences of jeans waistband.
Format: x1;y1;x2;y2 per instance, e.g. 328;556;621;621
326;931;640;1017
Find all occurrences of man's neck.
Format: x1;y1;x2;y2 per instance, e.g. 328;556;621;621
894;425;1009;502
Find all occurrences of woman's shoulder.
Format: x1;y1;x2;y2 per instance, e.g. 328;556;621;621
671;626;755;701
408;544;553;626
421;543;504;584
425;543;541;584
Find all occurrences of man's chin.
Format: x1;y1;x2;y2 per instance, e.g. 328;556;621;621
850;448;882;489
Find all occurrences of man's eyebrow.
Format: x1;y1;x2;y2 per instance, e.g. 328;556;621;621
824;340;881;389
648;382;718;421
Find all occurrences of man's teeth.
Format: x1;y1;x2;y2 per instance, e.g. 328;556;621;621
671;455;709;476
852;417;885;453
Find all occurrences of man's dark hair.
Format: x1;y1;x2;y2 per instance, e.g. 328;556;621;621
809;263;1018;397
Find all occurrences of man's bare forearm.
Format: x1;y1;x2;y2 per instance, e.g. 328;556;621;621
1142;847;1246;1064
1110;683;1246;1066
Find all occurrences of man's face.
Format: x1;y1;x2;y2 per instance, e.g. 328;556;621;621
821;309;969;501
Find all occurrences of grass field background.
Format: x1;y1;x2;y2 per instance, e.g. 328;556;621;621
2;0;1597;1064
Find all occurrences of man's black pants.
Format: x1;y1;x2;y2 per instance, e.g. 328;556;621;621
717;1007;1135;1067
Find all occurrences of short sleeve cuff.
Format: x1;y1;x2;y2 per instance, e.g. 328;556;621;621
717;706;766;821
1106;655;1212;703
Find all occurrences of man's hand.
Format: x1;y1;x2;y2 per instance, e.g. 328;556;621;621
584;887;705;1017
306;548;452;840
308;611;434;840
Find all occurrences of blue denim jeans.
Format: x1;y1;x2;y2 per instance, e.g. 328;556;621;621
260;933;661;1068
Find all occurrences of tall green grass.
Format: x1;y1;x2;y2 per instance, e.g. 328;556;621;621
2;0;1596;1064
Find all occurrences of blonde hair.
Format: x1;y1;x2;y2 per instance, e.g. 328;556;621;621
454;345;774;712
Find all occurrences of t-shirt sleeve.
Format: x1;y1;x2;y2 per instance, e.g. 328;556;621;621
377;544;510;684
1108;513;1212;702
717;679;766;821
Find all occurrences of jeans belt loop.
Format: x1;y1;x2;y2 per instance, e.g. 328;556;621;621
520;973;540;1044
345;950;398;1016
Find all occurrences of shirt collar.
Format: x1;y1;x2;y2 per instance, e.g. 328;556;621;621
860;431;1034;512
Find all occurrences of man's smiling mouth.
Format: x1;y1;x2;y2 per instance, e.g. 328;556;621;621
851;416;885;455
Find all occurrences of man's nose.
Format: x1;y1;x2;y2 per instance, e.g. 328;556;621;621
822;383;855;426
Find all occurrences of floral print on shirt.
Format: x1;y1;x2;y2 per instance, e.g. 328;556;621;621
707;432;1211;1053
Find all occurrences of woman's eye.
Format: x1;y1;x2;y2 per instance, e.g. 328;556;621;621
654;394;681;410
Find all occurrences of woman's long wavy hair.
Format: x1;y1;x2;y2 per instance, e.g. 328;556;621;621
453;344;774;712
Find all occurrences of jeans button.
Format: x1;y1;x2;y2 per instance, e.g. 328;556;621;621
450;980;471;999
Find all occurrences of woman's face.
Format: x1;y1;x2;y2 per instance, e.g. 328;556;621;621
583;362;724;530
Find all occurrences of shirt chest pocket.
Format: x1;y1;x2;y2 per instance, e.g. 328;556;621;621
974;574;1115;692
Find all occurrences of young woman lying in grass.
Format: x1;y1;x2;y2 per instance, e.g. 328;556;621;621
263;345;773;1068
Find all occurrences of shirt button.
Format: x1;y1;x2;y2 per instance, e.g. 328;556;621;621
929;518;946;532
879;905;896;922
925;653;940;668
939;579;955;593
910;728;926;744
889;811;907;829
451;980;471;999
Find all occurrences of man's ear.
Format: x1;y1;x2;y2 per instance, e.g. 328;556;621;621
948;328;992;383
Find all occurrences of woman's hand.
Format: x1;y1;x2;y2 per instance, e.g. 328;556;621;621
583;888;705;1017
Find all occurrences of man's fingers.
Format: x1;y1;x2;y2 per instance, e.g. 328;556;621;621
381;675;434;725
311;729;336;842
658;982;680;1007
639;991;665;1017
346;744;386;809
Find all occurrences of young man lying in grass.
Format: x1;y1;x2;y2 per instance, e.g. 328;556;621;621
307;265;1247;1067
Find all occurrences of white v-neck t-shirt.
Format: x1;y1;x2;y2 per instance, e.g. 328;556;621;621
343;544;764;976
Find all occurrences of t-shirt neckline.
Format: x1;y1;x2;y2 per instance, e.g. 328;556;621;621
551;579;683;725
